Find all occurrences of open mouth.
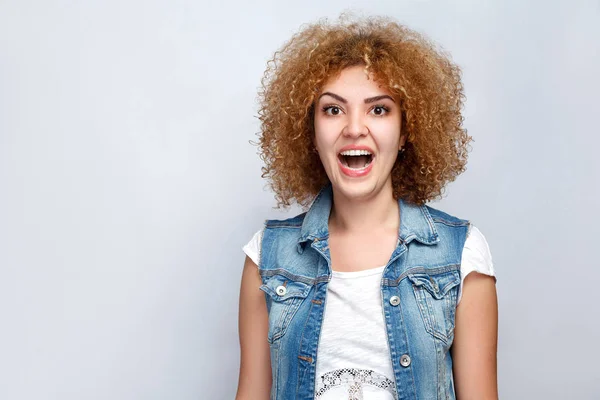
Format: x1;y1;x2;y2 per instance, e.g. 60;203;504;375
338;149;373;170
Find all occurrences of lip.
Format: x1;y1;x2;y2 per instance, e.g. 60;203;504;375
337;144;375;178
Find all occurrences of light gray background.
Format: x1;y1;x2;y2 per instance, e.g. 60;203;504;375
1;0;599;399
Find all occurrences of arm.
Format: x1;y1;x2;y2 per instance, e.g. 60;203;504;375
451;272;498;400
235;256;272;400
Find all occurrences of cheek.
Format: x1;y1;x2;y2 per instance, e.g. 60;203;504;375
374;132;401;154
313;123;336;153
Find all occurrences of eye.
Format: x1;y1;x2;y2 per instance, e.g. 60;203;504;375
370;104;390;116
322;105;343;116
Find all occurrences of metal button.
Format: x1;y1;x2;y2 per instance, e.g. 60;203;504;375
275;285;287;296
400;354;411;367
389;296;400;306
429;277;439;291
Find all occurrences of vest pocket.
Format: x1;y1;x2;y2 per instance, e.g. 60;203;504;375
259;274;311;343
407;269;460;344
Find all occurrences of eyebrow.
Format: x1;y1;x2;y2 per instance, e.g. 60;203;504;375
318;92;396;104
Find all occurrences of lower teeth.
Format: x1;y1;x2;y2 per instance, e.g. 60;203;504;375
346;161;371;170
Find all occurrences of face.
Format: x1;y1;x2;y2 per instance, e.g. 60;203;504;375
313;65;406;201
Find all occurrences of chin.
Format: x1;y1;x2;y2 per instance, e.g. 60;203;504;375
331;179;381;201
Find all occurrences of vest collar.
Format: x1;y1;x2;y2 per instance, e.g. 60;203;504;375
298;184;439;245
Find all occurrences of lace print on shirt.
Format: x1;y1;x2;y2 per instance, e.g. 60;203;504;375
315;368;397;399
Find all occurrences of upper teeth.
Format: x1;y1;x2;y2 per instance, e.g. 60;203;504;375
340;149;372;156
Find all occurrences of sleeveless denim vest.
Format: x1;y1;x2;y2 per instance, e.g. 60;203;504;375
258;185;470;399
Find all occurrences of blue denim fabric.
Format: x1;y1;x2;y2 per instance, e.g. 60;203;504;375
258;184;470;399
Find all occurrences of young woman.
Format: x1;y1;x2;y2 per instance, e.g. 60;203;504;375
237;15;498;400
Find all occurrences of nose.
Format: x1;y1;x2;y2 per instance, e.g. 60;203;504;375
342;111;368;138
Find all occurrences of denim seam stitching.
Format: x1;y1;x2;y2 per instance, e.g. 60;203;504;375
421;206;440;242
259;269;317;286
265;223;303;228
431;217;469;227
295;287;319;399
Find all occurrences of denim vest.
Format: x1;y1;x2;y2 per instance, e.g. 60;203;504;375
258;185;470;399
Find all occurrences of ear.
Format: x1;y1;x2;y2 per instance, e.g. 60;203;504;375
312;135;318;152
399;133;408;149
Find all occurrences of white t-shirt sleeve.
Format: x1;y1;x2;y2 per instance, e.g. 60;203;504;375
457;225;496;305
242;228;264;266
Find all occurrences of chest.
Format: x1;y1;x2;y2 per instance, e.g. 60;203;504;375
328;231;398;272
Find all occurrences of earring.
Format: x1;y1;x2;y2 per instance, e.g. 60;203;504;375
398;147;405;155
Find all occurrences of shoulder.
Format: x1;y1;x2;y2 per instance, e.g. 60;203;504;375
422;205;495;267
463;225;494;268
262;212;307;254
424;204;469;227
422;204;470;249
242;227;264;266
422;205;493;265
243;211;308;267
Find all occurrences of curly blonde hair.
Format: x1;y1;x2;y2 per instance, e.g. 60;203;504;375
257;13;472;207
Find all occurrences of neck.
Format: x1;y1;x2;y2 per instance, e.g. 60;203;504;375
328;181;400;234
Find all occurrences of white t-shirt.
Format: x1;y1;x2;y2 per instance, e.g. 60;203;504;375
243;225;495;399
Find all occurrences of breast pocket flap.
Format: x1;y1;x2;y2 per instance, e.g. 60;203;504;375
259;274;311;302
407;269;460;300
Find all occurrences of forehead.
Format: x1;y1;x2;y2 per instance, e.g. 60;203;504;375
319;65;392;97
